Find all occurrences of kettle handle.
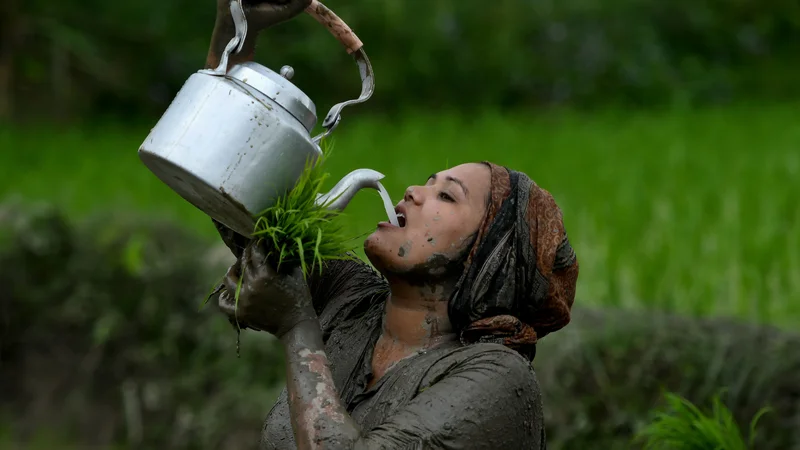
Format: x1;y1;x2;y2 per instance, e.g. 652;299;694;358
304;0;363;54
201;0;249;76
204;0;374;142
305;0;375;143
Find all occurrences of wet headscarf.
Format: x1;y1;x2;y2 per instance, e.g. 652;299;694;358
449;162;579;360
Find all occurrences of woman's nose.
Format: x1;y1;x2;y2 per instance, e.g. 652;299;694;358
404;186;423;204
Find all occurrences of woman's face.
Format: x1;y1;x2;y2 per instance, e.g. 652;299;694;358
365;163;491;280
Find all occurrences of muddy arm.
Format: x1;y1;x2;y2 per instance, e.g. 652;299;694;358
281;320;360;449
280;321;543;450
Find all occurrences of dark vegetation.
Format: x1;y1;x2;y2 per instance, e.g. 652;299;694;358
2;0;800;121
1;204;797;449
0;202;284;449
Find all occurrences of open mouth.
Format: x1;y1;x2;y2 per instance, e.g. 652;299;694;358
394;205;407;228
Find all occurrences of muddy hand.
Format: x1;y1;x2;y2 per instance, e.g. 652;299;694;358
218;240;317;338
208;0;311;69
212;219;249;259
216;0;311;33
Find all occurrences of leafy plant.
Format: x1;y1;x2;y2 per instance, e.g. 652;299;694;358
200;140;360;338
635;391;771;450
0;203;287;450
250;139;358;277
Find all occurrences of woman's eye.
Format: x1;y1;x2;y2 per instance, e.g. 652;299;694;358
439;192;455;202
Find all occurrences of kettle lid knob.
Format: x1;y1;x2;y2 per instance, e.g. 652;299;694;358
280;65;295;80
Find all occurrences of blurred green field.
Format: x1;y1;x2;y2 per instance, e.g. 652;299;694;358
1;104;798;327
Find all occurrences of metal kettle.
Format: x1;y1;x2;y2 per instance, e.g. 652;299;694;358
137;0;383;237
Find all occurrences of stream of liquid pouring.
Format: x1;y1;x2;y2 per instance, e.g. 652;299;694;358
376;181;400;226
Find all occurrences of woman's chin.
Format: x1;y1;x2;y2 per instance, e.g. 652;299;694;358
363;233;385;263
364;234;401;274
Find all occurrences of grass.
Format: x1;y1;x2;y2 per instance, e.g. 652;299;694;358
635;391;770;450
250;141;357;276
224;141;358;335
1;103;799;328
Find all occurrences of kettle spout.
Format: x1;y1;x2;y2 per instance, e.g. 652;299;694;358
316;168;386;211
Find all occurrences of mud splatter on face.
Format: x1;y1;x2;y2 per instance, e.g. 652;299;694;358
426;254;449;276
399;253;463;287
398;241;412;258
365;163;491;278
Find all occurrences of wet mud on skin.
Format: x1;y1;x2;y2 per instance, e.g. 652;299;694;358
281;320;360;450
396;230;477;288
397;241;411;258
365;235;473;384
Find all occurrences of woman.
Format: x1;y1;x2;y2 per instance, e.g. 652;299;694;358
208;2;579;449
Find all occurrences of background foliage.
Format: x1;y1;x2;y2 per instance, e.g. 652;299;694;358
0;202;285;449
2;206;798;449
3;0;800;120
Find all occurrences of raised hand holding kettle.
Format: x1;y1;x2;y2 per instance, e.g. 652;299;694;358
206;0;311;70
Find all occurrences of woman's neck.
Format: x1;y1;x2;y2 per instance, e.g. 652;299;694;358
381;279;457;349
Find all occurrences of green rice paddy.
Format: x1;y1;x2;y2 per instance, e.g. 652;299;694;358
2;104;798;328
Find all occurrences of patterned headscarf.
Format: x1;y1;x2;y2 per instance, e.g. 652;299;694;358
448;162;579;360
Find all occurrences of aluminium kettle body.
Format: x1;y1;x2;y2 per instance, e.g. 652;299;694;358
138;0;382;237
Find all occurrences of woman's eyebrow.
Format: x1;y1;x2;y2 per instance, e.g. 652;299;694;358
428;173;469;197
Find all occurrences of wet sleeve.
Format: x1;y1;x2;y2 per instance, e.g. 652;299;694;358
356;348;546;450
306;255;388;325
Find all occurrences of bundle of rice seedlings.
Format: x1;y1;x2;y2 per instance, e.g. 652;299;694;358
249;139;358;277
635;391;771;450
203;140;363;346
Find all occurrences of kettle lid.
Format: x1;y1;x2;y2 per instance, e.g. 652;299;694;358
226;62;317;132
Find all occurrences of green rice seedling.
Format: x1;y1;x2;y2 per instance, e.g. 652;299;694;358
635;391;771;450
5;107;800;329
203;139;361;343
216;140;359;331
249;139;359;277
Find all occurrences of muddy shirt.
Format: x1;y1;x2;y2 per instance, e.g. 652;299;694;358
260;259;546;450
